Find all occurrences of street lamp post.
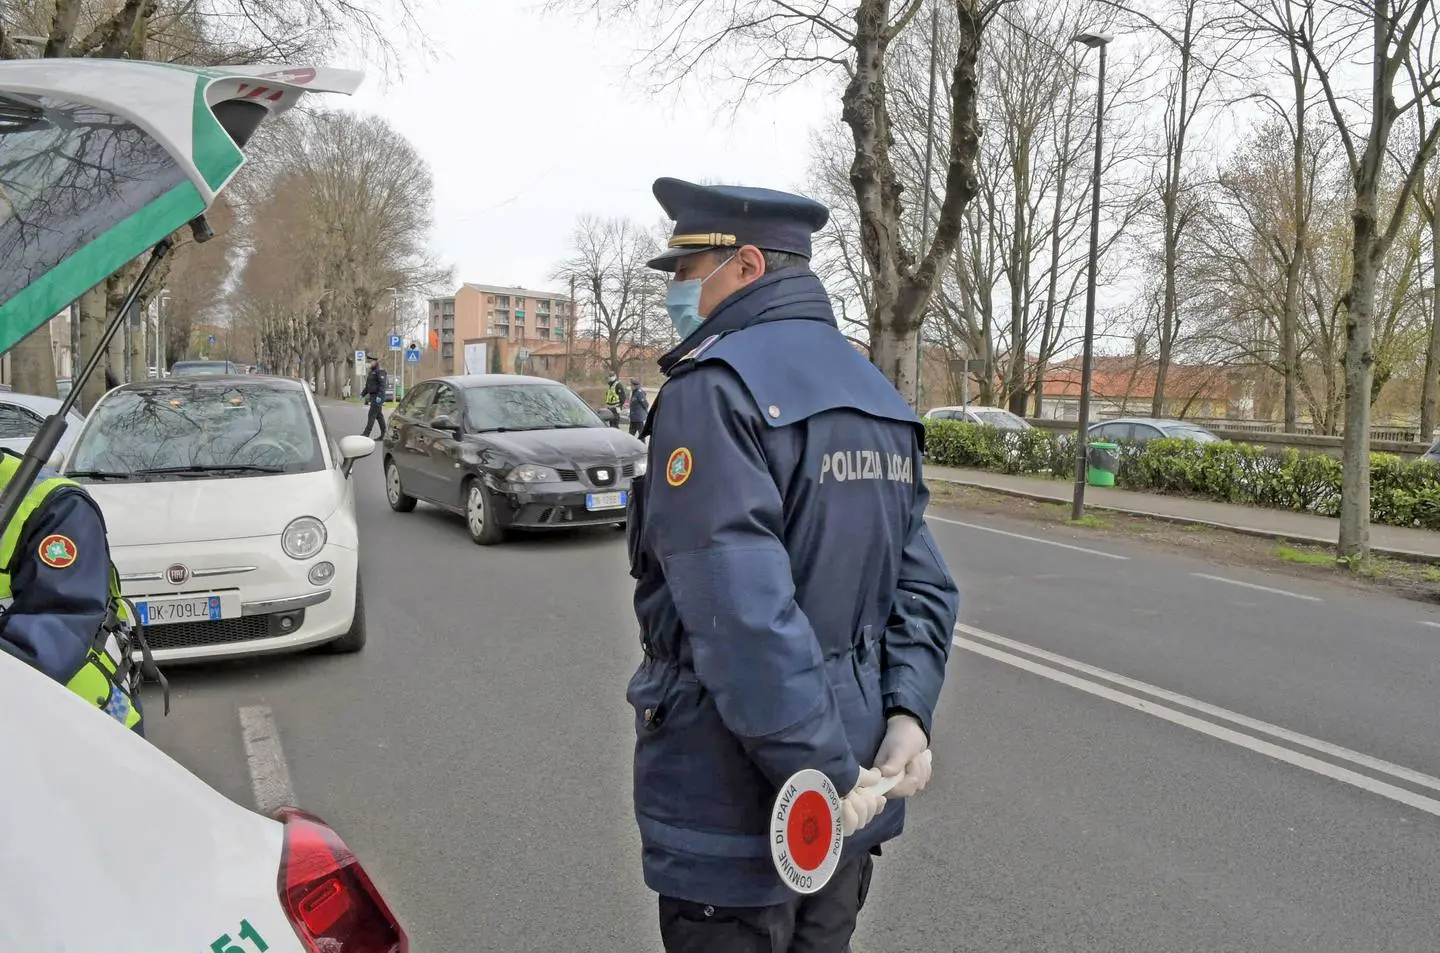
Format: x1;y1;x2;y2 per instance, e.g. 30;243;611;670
1070;31;1112;522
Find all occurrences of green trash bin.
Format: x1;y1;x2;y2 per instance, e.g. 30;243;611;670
1086;441;1119;487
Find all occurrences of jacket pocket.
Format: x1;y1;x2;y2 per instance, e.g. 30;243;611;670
826;628;886;769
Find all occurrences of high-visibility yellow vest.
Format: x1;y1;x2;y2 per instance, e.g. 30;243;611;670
605;381;622;406
0;454;142;731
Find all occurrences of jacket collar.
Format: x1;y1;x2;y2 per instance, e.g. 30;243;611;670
659;268;837;374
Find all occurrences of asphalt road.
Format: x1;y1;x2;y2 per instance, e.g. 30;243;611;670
143;400;1440;952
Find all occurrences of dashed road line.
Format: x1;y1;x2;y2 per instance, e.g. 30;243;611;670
1191;572;1321;602
926;514;1128;560
238;705;295;816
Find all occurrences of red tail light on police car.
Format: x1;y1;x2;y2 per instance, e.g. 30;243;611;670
276;807;409;953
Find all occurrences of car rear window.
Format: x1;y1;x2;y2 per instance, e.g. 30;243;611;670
68;383;324;479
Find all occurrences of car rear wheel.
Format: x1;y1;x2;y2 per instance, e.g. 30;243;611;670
465;478;505;546
324;575;367;653
385;457;416;512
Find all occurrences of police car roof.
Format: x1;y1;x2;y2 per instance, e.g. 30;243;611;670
435;374;571;389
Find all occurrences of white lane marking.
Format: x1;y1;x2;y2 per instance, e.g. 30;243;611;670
239;705;296;815
956;623;1440;794
926;514;1128;560
1420;621;1440;629
1191;572;1321;602
954;634;1440;817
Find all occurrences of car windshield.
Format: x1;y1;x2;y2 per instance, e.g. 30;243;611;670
1164;425;1219;442
464;382;605;432
170;362;233;376
972;410;1027;430
66;383;324;480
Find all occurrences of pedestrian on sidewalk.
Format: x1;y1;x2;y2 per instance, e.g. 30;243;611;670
359;353;387;439
627;377;649;438
625;177;959;953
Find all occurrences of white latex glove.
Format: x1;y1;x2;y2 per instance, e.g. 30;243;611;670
840;766;888;836
874;714;929;793
886;748;933;799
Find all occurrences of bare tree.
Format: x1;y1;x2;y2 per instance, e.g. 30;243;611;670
551;216;668;377
553;0;1025;407
229;110;447;394
1244;0;1440;560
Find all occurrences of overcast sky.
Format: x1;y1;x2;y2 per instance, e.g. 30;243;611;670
342;1;836;297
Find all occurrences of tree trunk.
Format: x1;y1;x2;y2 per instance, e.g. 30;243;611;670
128;311;146;383
871;326;920;406
1338;226;1378;561
1420;206;1440;441
1283;48;1307;434
1152;219;1180;418
10;322;57;397
76;286;109;413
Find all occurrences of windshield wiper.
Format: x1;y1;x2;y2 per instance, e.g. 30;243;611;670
135;464;286;475
65;469;135;481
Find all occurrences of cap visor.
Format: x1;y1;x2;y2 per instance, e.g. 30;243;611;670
646;246;712;271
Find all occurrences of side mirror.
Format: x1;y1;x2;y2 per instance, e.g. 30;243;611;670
429;414;461;435
337;434;375;478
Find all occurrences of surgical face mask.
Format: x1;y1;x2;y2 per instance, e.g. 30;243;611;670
666;255;734;340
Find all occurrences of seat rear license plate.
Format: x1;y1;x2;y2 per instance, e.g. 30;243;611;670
585;491;627;511
134;594;226;626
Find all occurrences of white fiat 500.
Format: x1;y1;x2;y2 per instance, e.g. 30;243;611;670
0;649;408;952
59;375;374;663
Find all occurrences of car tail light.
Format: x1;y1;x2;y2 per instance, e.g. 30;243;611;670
276;806;408;953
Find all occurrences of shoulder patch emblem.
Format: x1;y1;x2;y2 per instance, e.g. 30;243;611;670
666;447;693;487
38;533;78;568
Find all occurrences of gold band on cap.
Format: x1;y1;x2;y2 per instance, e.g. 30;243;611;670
669;232;737;249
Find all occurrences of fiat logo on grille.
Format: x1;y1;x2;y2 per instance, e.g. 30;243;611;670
166;564;190;585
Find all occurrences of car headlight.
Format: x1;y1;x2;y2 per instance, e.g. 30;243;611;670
633;456;648;477
282;516;327;560
506;464;561;483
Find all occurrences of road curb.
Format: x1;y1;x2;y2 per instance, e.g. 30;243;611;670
930;476;1440;566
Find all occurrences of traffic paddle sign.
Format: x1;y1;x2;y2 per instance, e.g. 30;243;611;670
769;768;900;895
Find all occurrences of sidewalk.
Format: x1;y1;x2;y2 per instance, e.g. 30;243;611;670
926;465;1440;563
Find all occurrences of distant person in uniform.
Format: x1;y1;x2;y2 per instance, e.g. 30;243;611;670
627;377;649;438
625;177;959;952
359;353;388;439
604;372;627;428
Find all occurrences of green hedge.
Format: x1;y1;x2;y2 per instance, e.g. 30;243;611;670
923;420;1440;531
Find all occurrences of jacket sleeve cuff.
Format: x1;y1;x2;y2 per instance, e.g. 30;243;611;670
883;693;935;742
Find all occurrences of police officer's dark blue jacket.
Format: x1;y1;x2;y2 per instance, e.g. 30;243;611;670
0;471;117;685
626;266;960;907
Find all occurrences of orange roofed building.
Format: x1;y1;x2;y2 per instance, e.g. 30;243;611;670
1037;356;1235;421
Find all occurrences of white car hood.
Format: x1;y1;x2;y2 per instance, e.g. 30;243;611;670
85;471;338;544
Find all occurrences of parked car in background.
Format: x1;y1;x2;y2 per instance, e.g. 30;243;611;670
1088;417;1221;443
59;375;375;663
925;405;1033;430
2;646;409;953
0;392;85;457
170;359;240;377
383;374;647;545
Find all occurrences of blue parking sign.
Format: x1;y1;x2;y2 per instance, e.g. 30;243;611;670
388;334;403;351
404;348;421;365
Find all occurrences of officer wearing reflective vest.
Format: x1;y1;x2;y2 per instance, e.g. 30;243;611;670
0;449;160;735
626;177;960;952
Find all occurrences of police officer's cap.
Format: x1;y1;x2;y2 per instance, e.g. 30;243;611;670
646;177;830;272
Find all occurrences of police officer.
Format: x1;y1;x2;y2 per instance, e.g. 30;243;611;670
604;372;627;428
360;353;388;438
626;177;959;952
627;377;649;438
0;449;160;734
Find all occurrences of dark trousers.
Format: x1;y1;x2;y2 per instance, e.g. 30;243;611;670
606;406;622;428
362;401;386;437
629;419;644;437
658;854;875;953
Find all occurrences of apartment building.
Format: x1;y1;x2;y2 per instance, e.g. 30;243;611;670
427;283;574;376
